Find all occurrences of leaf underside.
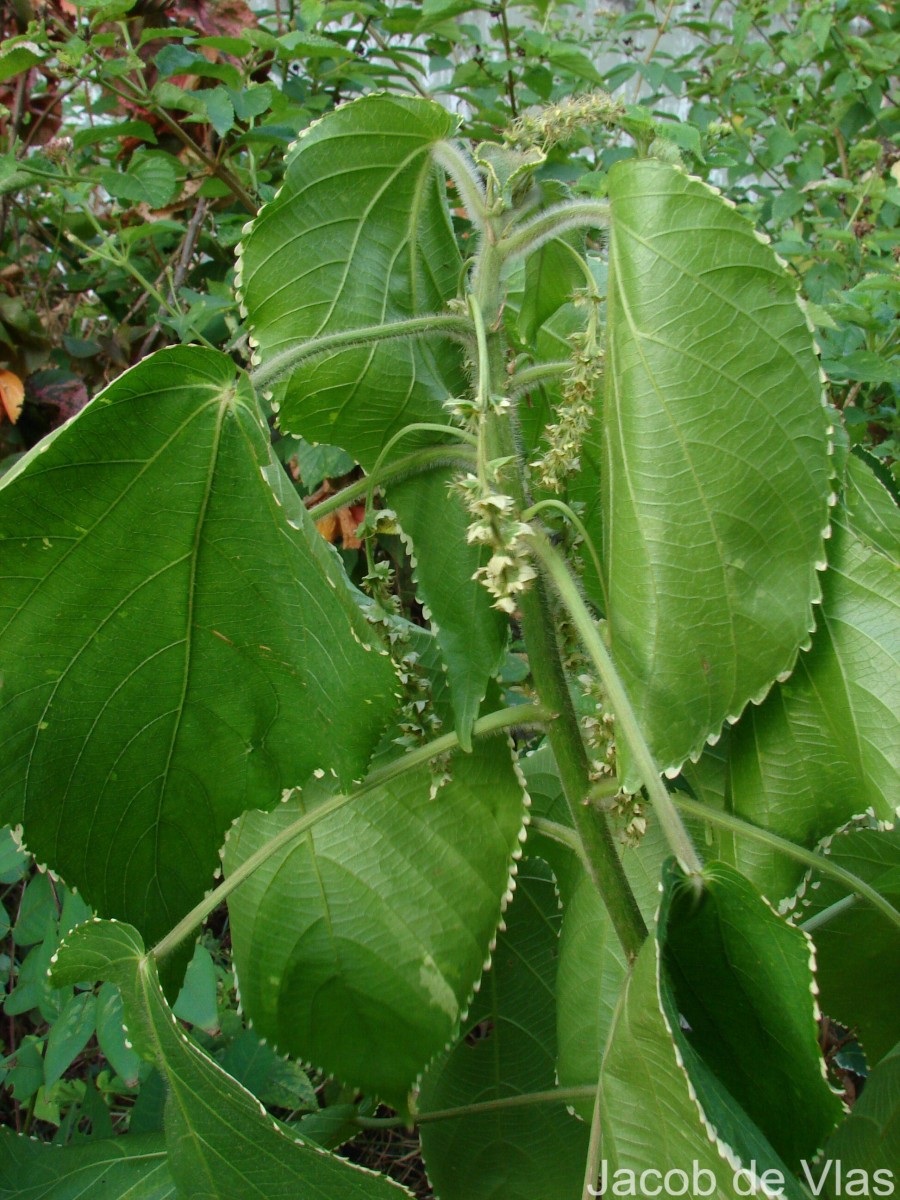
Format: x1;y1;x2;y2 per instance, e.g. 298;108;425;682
0;346;395;943
727;482;899;901
604;159;830;787
237;92;503;746
0;1129;174;1200
223;734;527;1108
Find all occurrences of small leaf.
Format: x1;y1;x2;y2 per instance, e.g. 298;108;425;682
96;981;141;1085
43;990;96;1089
101;152;179;210
0;369;24;424
172;944;219;1034
0;44;44;84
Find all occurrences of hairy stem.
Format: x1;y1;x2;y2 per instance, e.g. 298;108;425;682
672;794;900;932
527;531;704;879
249;314;472;392
499;201;610;264
522;498;608;614
434;140;491;238
308;445;476;521
151;704;549;961
508;360;571;397
471;246;647;961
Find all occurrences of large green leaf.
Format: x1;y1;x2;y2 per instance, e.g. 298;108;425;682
223;735;527;1109
600;862;842;1194
0;1129;174;1200
795;826;900;1066
822;1040;900;1196
50;920;409;1200
727;503;899;902
236;93;464;468
418;862;589;1200
237;93;503;746
604;159;830;786
0;346;395;942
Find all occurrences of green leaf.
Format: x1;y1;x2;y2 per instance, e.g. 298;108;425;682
844;450;900;563
50;921;409;1199
237;93;464;469
0;1128;175;1200
660;862;843;1172
822;1040;900;1194
727;506;899;902
100;152;178;209
172;943;219;1033
237;93;502;747
96;981;141;1085
419;862;590;1200
600;862;841;1193
218;1030;317;1111
518;235;586;345
601;941;758;1197
604;160;830;787
389;470;506;750
0;44;44;84
796;826;900;1067
0;345;395;944
197;87;234;139
43;990;96;1089
223;733;527;1108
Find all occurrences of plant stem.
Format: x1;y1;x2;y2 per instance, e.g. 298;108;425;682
499;201;610;264
418;1085;597;1123
433;140;491;238
309;445;476;520
508;360;570;396
527;531;704;880
354;1085;599;1129
528;815;585;862
800;894;857;934
151;703;549;961
522;498;608;614
248;314;472;392
582;1081;604;1200
362;423;477;542
672;794;900;933
470;246;646;961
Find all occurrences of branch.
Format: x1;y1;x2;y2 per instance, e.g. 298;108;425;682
249;313;472;392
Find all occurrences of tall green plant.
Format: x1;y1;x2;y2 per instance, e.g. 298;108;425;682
1;93;898;1197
